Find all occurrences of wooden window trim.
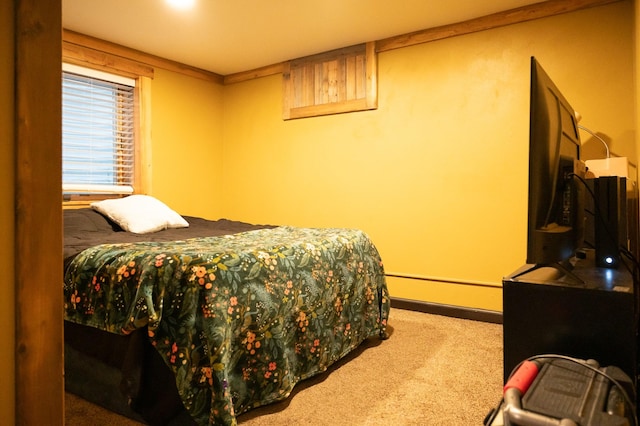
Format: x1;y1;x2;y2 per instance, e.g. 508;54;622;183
283;41;377;120
61;69;151;205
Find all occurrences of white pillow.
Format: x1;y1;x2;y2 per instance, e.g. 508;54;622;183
91;195;189;234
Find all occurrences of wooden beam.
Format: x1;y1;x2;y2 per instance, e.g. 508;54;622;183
15;0;64;424
376;0;623;52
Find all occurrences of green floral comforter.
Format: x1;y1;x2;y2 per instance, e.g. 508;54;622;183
64;226;390;425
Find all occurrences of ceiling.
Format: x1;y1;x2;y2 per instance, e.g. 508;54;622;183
63;0;542;75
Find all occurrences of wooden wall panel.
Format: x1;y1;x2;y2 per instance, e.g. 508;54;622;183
283;42;377;120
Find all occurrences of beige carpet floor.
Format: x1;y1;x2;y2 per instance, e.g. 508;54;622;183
65;308;504;425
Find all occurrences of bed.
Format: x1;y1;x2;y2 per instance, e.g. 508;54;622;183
63;197;390;426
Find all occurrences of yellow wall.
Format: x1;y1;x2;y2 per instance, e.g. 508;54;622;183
1;1;15;423
148;68;225;219
60;2;635;314
219;2;635;312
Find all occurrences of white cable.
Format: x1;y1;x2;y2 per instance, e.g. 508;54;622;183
579;124;610;158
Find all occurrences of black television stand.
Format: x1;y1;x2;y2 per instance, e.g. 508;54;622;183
503;249;638;387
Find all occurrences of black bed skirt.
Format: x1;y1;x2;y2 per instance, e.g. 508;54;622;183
64;321;196;426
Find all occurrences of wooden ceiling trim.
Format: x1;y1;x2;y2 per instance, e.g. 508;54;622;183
376;0;623;53
225;0;623;85
63;41;155;79
63;29;224;84
224;62;287;85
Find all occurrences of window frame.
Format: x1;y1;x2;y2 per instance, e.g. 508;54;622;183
62;63;138;198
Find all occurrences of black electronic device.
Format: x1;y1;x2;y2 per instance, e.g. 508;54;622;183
525;57;585;272
585;176;627;268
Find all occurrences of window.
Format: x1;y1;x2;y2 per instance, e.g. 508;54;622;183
62;63;136;197
282;42;377;120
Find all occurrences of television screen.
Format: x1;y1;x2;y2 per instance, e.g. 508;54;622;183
526;57;585;268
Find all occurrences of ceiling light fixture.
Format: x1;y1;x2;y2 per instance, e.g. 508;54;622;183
166;0;196;10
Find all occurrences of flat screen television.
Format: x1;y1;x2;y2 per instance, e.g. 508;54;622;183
526;57;586;271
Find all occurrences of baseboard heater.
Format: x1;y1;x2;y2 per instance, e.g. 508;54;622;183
390;297;503;324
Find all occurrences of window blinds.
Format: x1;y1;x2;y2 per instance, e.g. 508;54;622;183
62;64;136;195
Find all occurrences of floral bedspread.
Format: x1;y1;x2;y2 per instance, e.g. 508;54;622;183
64;226;390;425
